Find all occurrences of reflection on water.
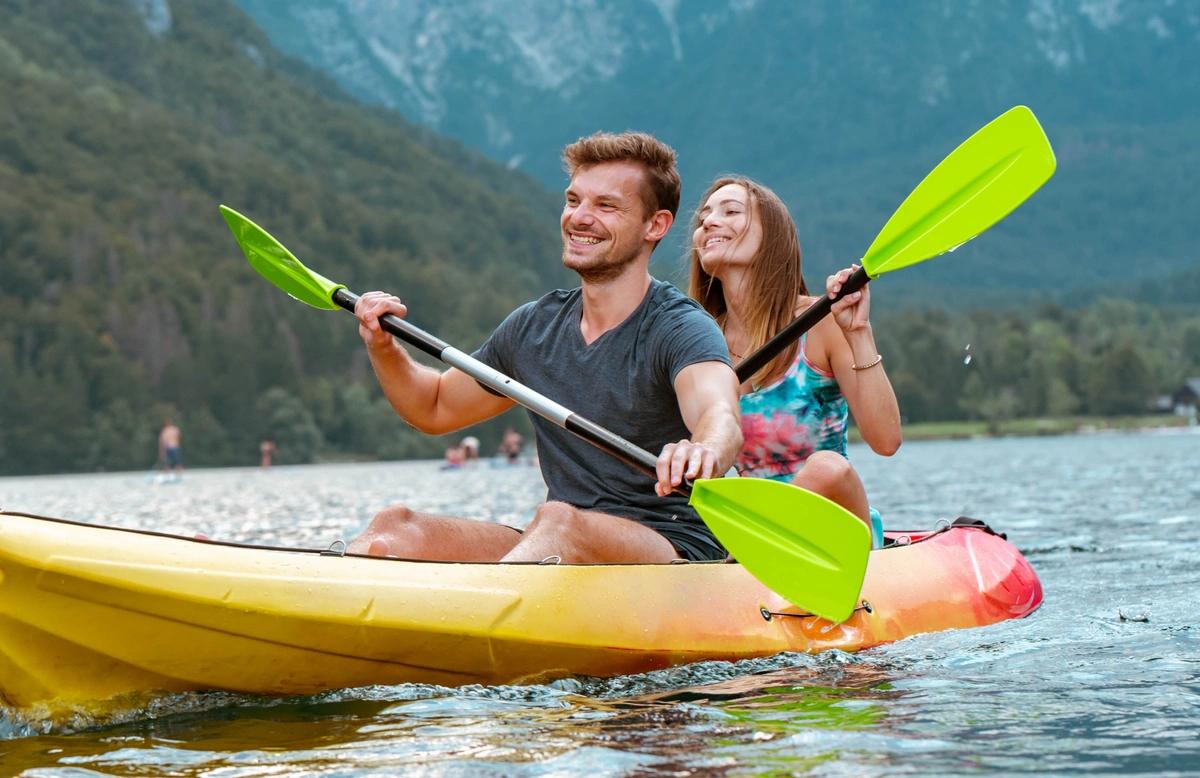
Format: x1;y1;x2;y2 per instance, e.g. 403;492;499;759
2;432;1199;775
2;653;898;776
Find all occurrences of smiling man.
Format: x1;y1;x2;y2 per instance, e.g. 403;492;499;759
347;131;742;564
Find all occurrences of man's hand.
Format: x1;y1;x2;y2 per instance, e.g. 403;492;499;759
655;439;723;496
355;291;408;352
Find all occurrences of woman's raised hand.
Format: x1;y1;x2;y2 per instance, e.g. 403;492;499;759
827;264;871;332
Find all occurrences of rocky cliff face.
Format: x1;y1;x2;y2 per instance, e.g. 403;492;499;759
234;0;1197;175
233;0;1200;294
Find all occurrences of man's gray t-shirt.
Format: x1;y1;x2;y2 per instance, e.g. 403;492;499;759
473;279;731;529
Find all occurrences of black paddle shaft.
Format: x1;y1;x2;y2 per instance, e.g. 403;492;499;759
735;266;871;383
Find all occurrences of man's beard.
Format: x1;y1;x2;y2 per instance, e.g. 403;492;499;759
562;243;640;284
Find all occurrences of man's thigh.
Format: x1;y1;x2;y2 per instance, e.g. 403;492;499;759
351;509;522;561
514;505;681;564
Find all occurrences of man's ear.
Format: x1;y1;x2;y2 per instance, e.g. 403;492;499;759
645;209;674;243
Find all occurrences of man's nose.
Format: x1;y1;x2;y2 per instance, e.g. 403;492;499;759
569;203;595;225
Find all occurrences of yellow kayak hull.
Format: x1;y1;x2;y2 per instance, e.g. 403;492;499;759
0;512;1041;716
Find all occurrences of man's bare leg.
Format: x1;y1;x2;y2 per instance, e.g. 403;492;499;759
347;505;522;561
501;501;681;564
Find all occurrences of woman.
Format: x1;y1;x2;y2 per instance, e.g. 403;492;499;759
688;177;901;544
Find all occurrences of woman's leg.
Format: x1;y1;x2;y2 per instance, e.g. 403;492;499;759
790;450;871;525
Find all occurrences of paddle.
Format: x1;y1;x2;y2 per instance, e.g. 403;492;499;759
220;205;871;622
736;105;1057;382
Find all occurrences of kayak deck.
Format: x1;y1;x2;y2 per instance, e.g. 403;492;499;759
0;511;1041;717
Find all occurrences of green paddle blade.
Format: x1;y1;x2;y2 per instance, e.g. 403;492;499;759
862;105;1056;278
691;478;871;622
220;205;344;310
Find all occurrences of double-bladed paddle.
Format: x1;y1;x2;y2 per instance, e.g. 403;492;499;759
219;105;1056;623
736;105;1057;382
220;205;871;622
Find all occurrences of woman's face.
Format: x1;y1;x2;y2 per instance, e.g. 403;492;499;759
693;183;762;274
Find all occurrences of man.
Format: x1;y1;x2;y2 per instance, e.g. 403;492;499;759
159;418;183;478
348;132;742;563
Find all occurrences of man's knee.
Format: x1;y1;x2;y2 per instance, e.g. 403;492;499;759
526;501;581;538
368;505;420;535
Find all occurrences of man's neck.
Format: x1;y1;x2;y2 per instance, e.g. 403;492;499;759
578;264;653;345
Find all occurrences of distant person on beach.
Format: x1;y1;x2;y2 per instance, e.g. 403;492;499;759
259;439;276;469
347;131;742;564
441;444;466;470
498;427;524;464
159;418;183;477
688;176;901;544
460;436;480;462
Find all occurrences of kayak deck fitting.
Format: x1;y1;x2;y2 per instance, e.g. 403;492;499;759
0;511;1041;718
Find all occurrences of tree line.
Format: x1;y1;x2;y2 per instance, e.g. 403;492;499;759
875;299;1200;427
2;296;1197;476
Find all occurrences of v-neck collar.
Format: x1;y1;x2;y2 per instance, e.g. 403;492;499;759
574;280;657;350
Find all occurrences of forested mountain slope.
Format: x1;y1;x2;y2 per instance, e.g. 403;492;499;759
0;0;565;474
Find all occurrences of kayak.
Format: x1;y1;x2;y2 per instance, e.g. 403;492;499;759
0;511;1041;716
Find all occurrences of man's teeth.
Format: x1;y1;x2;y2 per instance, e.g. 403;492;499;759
572;235;601;244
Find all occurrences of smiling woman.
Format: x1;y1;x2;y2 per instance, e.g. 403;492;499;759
689;176;902;541
687;107;1059;544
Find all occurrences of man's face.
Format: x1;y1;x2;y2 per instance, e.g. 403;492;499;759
561;161;657;282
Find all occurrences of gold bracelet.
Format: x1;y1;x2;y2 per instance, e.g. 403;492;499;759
852;354;883;371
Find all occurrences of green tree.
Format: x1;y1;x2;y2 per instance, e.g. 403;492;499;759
255;386;324;464
1086;342;1154;415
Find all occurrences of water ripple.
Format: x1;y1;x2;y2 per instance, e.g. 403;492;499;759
2;431;1197;775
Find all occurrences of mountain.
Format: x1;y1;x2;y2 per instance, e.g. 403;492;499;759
0;0;565;474
234;0;1200;300
2;0;1196;476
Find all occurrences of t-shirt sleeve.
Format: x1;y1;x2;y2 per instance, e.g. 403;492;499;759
651;300;733;385
471;301;534;384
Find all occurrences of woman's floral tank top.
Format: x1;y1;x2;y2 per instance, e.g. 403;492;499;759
736;335;848;481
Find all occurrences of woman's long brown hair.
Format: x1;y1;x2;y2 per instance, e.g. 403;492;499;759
688;177;808;388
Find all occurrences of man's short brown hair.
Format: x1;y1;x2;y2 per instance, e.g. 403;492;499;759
562;131;681;219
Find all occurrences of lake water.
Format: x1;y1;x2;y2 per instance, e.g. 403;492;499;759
2;430;1198;776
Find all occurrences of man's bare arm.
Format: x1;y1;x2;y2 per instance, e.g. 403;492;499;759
655;361;743;495
356;292;515;434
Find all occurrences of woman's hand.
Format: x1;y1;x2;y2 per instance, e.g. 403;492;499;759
827;264;871;333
